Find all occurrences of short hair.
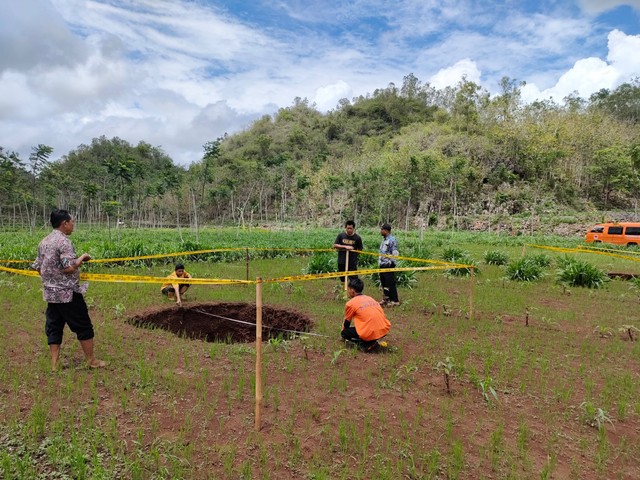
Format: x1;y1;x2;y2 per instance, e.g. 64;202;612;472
50;209;71;228
345;220;356;228
348;277;364;293
175;263;185;271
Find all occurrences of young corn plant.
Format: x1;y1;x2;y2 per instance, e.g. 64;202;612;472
593;325;614;338
478;377;498;403
436;357;456;394
580;401;613;431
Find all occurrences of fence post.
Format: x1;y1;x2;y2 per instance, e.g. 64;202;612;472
255;277;263;432
344;250;350;291
469;267;475;321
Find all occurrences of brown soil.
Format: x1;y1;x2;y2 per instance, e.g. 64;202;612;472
129;301;314;342
4;296;639;479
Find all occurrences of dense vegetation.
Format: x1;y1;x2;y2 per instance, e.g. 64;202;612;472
1;75;639;231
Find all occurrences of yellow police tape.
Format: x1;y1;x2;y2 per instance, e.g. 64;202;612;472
578;245;640;256
528;244;640;263
261;264;472;284
89;247;337;264
0;246;472;285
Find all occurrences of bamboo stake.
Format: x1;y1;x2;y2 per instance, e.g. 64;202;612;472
469;267;475;321
255;277;263;432
344;250;350;291
245;248;249;283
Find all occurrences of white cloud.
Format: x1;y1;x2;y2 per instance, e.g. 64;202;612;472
578;0;640;14
313;81;353;111
607;29;640;78
520;30;640;103
429;59;482;89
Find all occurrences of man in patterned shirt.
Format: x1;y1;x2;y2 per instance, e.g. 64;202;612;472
32;209;105;371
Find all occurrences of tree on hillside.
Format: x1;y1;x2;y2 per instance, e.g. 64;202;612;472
587;146;635;210
0;147;28;228
26;144;53;231
590;78;640;124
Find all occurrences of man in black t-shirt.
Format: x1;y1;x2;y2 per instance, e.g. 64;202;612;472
333;220;364;282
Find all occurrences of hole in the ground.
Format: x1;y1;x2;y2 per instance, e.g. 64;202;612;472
129;302;314;343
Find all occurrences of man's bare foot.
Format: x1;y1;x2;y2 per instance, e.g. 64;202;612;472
89;359;106;368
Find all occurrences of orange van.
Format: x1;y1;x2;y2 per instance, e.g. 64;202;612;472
585;222;640;246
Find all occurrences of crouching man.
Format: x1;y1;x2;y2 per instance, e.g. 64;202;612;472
161;263;191;306
341;278;391;351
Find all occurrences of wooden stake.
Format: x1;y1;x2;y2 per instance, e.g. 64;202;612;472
469;267;475;321
344;250;350;291
255;277;263;432
245;248;249;283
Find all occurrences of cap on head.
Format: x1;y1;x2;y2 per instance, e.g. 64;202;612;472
175;263;185;271
381;223;392;232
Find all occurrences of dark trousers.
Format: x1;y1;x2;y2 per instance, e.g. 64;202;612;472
337;262;359;283
341;326;378;349
379;266;399;302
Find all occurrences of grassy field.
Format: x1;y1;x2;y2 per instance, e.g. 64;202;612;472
1;226;639;479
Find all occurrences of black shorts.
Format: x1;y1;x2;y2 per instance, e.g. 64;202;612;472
45;292;94;345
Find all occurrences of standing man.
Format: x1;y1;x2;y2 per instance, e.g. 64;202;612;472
333;220;363;282
378;223;400;306
341;278;391;351
32;209;105;370
161;263;192;306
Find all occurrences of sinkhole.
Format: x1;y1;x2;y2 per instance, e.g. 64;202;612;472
129;302;314;343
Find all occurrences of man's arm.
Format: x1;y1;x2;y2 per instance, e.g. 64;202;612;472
175;284;182;305
62;253;91;273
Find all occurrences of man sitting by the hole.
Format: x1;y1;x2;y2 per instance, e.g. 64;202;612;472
341;277;391;352
161;263;192;306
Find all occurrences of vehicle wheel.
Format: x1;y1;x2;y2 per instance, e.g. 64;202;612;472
627;243;637;247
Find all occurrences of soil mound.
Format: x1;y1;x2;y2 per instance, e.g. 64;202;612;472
129;302;313;343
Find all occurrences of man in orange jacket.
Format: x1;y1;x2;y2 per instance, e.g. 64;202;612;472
341;277;391;351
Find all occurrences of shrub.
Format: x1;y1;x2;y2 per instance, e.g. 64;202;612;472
529;253;552;268
505;257;545;282
556;259;609;289
369;262;418;289
442;247;466;262
484;250;509;266
358;252;377;268
442;248;478;277
305;252;337;274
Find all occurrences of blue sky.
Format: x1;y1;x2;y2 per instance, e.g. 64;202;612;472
1;0;639;165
